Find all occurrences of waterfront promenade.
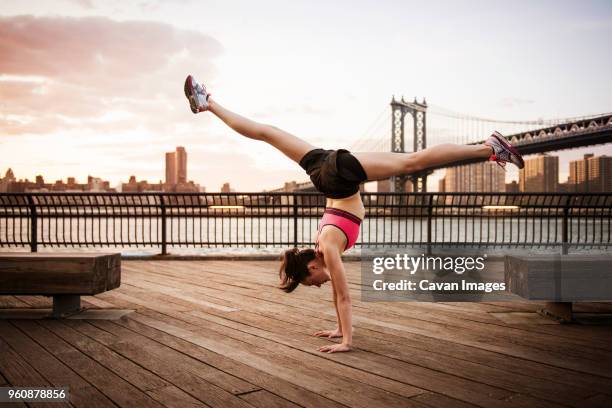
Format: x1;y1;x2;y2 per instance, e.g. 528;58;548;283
1;259;611;408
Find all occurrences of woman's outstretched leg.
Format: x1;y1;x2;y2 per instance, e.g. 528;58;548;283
185;75;315;164
354;142;496;181
207;98;315;164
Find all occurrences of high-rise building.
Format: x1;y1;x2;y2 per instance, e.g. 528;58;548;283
221;182;234;193
569;154;612;192
519;154;558;192
444;162;505;192
176;146;187;183
165;152;177;185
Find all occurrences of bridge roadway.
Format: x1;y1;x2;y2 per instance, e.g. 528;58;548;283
431;113;612;171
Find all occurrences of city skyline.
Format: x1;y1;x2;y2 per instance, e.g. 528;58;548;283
1;1;611;191
3;151;610;193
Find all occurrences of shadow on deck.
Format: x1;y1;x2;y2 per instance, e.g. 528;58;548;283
1;260;612;408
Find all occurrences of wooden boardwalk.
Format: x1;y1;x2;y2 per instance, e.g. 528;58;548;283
1;260;612;408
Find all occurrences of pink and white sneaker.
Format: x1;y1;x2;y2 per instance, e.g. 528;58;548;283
184;75;210;113
484;131;525;170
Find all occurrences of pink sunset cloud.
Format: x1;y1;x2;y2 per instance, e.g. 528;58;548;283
0;15;223;135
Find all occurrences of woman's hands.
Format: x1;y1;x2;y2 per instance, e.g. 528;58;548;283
313;328;343;338
318;343;351;353
314;328;352;353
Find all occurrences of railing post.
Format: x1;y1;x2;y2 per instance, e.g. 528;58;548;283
160;195;167;255
26;194;37;252
426;194;433;255
561;194;571;255
292;194;298;248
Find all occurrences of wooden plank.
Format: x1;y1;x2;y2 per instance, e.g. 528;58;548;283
410;392;479;408
0;336;68;408
50;319;237;408
0;321;116;408
238;389;302;408
0;296;31;308
37;319;169;392
62;319;261;397
501;393;579;408
11;295;53;308
9;320;166;408
0;253;120;295
95;317;346;408
145;385;208;408
580;393;612;408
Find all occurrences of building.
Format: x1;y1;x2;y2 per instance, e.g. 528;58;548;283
164;146;199;191
444;162;505;192
121;175;164;192
87;175;111;192
519;154;558;192
176;146;187;183
1;169;115;192
165;152;177;185
568;154;612;192
377;179;413;193
221;182;234;193
505;180;519;193
0;169;16;192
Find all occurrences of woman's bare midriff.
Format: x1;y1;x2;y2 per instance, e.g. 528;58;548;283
325;191;365;220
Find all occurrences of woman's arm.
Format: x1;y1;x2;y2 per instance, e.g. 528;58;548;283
313;285;343;338
318;246;352;353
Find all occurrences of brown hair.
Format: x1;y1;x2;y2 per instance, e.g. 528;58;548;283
279;247;317;293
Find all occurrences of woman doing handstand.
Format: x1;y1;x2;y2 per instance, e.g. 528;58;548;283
184;75;524;353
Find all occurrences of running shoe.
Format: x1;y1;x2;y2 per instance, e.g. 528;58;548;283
484;131;525;170
184;75;210;113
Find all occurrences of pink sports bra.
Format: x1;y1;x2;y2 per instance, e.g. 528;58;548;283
314;207;362;252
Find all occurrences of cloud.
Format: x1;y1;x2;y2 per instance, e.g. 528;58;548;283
0;15;223;135
0;15;312;191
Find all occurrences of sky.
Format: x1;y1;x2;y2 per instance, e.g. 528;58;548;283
1;0;611;191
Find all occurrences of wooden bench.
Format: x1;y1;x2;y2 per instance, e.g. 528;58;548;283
505;254;612;322
0;253;121;318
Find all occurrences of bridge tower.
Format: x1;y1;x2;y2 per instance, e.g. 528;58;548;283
390;96;428;192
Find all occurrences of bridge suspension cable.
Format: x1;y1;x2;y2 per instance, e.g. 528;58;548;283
349;106;391;152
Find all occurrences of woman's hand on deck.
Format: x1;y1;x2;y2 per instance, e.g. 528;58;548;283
313;328;343;338
318;343;351;353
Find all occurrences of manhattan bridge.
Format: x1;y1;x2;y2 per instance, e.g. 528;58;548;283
328;97;612;193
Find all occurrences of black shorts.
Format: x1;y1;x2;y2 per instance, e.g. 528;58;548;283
298;148;368;199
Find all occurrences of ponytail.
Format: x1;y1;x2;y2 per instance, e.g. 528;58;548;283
279;247;316;293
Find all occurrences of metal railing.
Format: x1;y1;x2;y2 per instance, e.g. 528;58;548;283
0;192;610;253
